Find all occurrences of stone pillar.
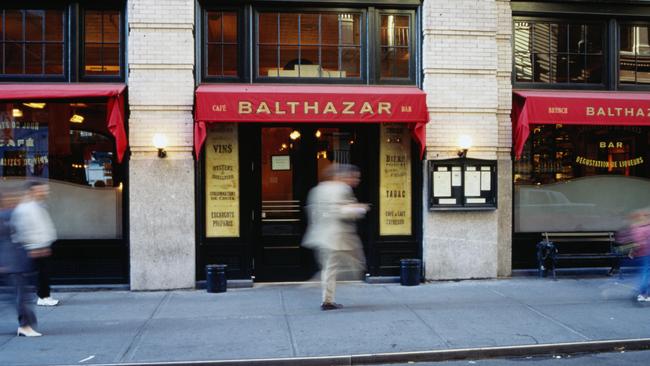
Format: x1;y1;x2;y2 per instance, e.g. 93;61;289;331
127;0;196;290
421;0;512;280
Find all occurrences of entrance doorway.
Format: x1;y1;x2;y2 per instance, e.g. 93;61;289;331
254;125;368;281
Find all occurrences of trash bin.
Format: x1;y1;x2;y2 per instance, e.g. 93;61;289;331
205;264;227;293
400;259;421;286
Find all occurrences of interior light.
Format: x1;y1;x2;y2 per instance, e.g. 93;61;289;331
12;108;23;118
289;130;301;140
22;103;46;109
70;114;85;123
315;130;322;138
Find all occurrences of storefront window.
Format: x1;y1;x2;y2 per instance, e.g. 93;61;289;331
256;11;362;79
83;9;121;76
0;102;123;239
514;20;604;84
514;125;650;232
205;11;238;77
380;14;410;79
620;24;650;85
0;9;65;75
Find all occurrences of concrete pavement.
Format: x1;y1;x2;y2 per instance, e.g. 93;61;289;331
0;276;649;366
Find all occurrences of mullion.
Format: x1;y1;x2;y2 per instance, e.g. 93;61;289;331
221;11;224;76
338;14;341;77
22;10;25;74
318;14;322;77
276;13;280;75
2;10;5;74
298;14;301;77
41;10;45;75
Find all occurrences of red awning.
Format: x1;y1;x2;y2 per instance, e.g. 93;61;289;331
513;90;650;158
194;84;429;159
0;83;128;162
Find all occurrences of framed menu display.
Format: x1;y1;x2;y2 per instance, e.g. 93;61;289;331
379;124;412;236
428;158;497;210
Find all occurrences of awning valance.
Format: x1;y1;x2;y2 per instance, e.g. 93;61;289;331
194;84;429;158
0;83;128;162
513;90;650;158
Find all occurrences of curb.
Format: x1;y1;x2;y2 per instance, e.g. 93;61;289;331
59;338;650;366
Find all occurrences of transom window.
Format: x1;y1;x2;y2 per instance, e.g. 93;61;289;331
256;11;362;79
0;9;65;76
83;9;121;76
620;24;650;85
514;20;604;84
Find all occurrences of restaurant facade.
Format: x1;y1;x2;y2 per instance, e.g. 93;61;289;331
1;0;516;289
511;0;650;268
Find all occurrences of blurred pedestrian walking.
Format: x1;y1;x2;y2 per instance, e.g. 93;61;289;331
0;189;41;336
628;209;650;302
11;181;59;306
303;164;368;311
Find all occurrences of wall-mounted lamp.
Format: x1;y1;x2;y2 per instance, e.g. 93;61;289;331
152;133;168;158
289;130;301;140
457;134;473;158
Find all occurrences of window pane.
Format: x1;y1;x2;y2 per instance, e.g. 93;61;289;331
532;23;551;54
394;48;409;77
514;53;533;82
394;16;409;47
567;24;583;53
25;43;43;74
585;55;603;83
279;45;299;76
44;10;63;42
341;14;360;45
103;12;120;43
5;43;23;74
585;24;603;53
514;22;532;54
5;10;23;41
103;43;119;75
300;14;319;45
552;24;567;53
258;13;278;44
279;13;298;45
84;43;102;75
223;12;237;43
341;47;360;78
44;43;63;74
207;12;223;42
321;14;339;46
85;11;102;43
258;45;279;77
568;54;584;82
25;10;43;42
321;46;339;76
223;44;238;76
207;44;223;76
554;54;568;83
533;53;551;82
637;55;650;84
300;46;319;76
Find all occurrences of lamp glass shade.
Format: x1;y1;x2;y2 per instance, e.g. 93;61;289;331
152;133;168;149
458;134;473;150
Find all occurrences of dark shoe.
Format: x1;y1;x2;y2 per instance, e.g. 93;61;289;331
321;302;343;311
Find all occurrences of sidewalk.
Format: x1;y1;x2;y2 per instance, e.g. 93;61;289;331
0;276;648;366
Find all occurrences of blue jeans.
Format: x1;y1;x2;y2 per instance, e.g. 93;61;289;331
638;255;650;296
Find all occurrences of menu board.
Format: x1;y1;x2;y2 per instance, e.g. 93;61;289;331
205;123;240;237
379;124;412;236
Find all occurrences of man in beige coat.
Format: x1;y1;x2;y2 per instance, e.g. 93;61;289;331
303;164;368;310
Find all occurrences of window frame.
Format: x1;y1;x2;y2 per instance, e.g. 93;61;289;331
617;19;650;91
202;6;245;82
375;9;416;85
512;16;609;90
252;6;367;84
0;5;69;82
79;3;126;82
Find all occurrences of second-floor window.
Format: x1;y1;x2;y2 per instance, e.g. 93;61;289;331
256;11;362;79
620;24;650;85
380;14;411;79
83;9;121;77
205;11;238;77
514;20;604;85
1;9;65;76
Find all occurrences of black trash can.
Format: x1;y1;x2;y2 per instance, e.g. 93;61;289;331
205;264;227;293
400;259;421;286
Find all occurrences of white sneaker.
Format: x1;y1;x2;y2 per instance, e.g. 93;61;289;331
37;297;59;306
637;294;648;302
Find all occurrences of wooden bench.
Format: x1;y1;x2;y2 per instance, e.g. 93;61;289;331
536;232;624;279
